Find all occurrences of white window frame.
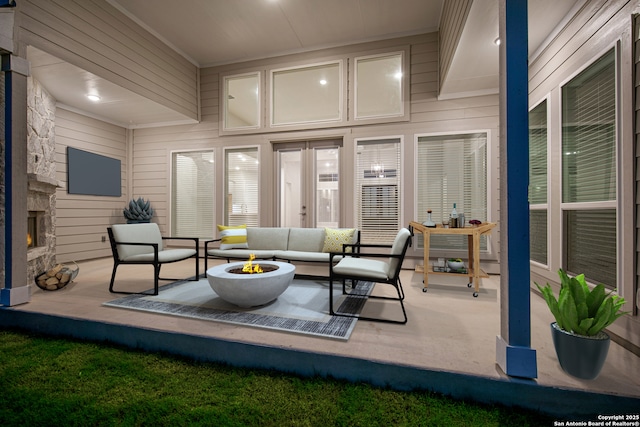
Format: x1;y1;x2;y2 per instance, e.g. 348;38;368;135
529;97;551;268
222;71;261;132
354;51;405;120
169;149;215;239
269;60;344;127
413;130;490;254
223;146;260;227
558;44;619;290
354;136;403;244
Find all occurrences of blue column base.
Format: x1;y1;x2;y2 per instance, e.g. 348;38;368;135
496;335;537;379
1;285;30;306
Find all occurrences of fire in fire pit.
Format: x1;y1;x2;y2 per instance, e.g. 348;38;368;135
227;254;279;275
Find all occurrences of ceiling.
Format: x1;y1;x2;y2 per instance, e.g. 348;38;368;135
27;0;581;129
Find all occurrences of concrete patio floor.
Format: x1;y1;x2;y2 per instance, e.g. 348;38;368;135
2;257;639;419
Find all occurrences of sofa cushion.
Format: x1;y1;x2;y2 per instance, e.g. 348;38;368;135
124;248;197;263
217;224;248;250
247;228;289;250
333;257;389;281
287;228;325;252
111;223;163;260
322;228;356;253
207;248;276;260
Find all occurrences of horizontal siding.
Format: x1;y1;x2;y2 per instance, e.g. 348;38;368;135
55;108;127;262
19;0;198;120
439;0;472;93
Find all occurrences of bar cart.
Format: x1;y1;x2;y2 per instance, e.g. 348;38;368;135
409;221;496;297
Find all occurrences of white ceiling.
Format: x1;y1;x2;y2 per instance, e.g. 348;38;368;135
27;0;581;128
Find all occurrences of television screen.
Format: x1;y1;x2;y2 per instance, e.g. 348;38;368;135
67;147;122;197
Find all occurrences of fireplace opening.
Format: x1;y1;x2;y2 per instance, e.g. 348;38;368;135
28;211;39;248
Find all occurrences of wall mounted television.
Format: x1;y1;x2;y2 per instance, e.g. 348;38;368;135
67;147;122;197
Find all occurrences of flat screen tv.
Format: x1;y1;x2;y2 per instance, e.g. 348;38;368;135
67;147;122;197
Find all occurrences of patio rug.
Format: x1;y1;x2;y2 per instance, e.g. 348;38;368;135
103;277;374;340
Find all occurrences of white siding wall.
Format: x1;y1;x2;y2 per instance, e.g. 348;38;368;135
55;108;127;262
18;0;198;120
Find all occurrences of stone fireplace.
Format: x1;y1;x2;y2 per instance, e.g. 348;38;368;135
26;77;60;285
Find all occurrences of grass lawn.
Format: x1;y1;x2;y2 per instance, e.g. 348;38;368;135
0;329;552;426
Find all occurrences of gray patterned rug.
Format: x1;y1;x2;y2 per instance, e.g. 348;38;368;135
103;277;373;340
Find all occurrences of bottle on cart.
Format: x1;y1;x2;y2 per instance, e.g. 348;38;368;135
450;203;458;228
423;210;436;228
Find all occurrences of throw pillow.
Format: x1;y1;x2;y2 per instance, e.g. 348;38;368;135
322;228;355;253
217;224;249;250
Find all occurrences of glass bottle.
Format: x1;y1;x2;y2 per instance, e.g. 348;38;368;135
450;203;458;228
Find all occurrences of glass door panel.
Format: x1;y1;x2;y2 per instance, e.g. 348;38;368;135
278;149;304;227
315;147;339;227
276;140;341;228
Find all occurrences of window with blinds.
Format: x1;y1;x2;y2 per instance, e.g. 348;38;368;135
561;48;617;289
416;133;487;251
225;148;259;227
355;138;401;244
171;151;215;239
529;100;548;265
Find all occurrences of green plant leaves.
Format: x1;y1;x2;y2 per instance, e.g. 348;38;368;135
558;286;580;334
537;269;628;337
535;283;563;328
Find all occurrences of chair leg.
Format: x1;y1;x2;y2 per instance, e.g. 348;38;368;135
193;253;200;280
331;279;408;324
153;264;160;296
108;263;119;293
329;276;336;315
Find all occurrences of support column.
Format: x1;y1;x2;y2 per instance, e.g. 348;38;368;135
495;0;537;378
1;53;30;306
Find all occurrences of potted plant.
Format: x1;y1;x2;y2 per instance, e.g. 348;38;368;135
123;197;154;223
447;258;464;270
535;269;628;380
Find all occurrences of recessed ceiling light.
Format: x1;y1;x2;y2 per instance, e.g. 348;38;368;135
319;79;327;85
87;94;101;101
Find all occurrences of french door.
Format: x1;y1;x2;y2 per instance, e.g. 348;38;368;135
275;139;341;228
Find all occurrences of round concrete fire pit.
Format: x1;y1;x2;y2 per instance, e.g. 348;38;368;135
206;261;295;308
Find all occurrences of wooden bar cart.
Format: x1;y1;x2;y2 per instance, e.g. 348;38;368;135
410;221;496;297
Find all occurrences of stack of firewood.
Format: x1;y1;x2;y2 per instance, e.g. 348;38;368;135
36;264;75;291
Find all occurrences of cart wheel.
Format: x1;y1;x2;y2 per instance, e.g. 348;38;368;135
467;283;472;288
473;292;478;297
422;288;428;293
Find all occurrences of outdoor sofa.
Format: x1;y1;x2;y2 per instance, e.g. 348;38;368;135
204;226;360;272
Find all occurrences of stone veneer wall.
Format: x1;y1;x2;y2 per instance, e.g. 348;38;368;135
26;77;58;285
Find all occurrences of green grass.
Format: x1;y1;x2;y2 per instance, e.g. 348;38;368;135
0;329;552;426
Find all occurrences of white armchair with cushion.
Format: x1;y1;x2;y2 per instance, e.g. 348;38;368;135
329;227;412;324
107;223;199;295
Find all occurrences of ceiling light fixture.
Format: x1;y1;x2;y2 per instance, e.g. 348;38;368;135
494;37;501;46
87;94;101;101
319;79;327;85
